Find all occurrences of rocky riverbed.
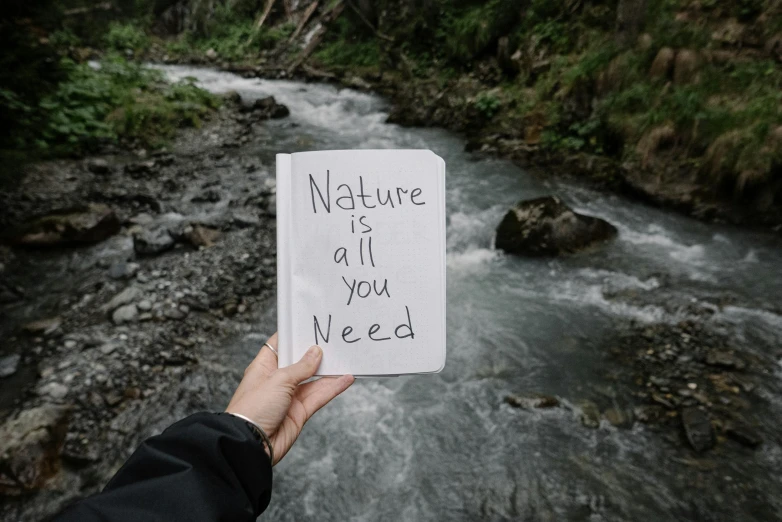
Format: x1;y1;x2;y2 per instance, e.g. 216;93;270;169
0;94;286;519
2;68;782;521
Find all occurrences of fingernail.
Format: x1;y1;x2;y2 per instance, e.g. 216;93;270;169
306;345;322;359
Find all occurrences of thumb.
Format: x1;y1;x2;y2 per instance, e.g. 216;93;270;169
278;345;322;384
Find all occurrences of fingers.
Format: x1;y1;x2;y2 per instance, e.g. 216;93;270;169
246;332;279;377
276;345;322;384
297;375;355;418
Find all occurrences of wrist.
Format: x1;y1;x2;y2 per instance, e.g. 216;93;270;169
226;411;275;465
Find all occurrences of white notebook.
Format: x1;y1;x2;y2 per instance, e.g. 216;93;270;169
276;149;446;376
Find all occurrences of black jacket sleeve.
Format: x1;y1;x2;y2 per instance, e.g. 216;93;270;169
55;412;273;522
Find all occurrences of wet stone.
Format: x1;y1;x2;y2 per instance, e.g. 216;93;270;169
706;351;746;370
133;228;175;256
504;393;560;410
112;304;138;325
164;308;187;320
108;261;140;280
725;423;763;449
86;158;111;174
681;407;715;452
103;287;141;313
39;382;69;400
0;354;21;378
22;317;62;337
580;400;601;429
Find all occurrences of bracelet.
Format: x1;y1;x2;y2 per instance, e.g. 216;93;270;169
227;412;275;466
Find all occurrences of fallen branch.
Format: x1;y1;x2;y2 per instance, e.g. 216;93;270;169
246;0;277;45
287;0;345;74
288;0;320;43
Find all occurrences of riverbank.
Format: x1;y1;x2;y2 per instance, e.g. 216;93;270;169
0;94;282;519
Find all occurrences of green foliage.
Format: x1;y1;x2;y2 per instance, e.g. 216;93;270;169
314;17;380;69
563;45;618;86
649;18;711;49
36;57;219;154
437;0;521;63
49;29;82;50
474;92;500;119
314;39;381;68
104;22;150;53
186;5;295;61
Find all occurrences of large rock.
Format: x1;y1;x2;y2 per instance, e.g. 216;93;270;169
9;204;120;247
495;197;618;256
242;96;290;119
0;405;70;495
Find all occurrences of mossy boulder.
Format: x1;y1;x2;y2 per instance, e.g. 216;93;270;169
495;196;618;256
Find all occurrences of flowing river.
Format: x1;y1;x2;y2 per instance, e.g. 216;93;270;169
154;65;782;521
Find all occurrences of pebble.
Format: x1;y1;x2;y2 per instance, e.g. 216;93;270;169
133;228;175;256
108;261;140;280
0;354;21;378
86;158;111;174
137;300;152;312
681;407;715;452
164;308;186;320
112;304;139;325
40;382;69;400
22;317;62;337
100;343;117;355
64;340;77;349
104;287;141;313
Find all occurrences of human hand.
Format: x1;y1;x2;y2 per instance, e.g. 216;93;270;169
226;332;354;465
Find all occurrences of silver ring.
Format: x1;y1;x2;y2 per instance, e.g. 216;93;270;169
264;342;278;358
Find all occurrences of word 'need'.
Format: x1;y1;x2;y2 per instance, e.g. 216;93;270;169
313;306;415;345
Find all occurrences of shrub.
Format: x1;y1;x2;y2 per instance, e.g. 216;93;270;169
104;23;150;54
37;57;220;154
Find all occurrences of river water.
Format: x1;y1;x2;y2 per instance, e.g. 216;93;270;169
158;66;782;521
